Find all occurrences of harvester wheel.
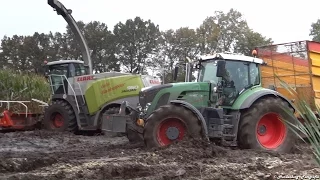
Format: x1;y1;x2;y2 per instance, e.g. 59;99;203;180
143;104;202;148
43;100;77;132
104;107;142;143
238;96;296;153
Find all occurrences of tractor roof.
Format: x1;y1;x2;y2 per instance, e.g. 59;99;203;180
200;53;264;64
46;60;84;66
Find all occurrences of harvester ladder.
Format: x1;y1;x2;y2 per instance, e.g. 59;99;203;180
49;74;80;113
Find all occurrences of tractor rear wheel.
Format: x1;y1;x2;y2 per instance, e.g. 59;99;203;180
238;96;296;153
143;104;202;148
103;107;143;143
43;100;77;132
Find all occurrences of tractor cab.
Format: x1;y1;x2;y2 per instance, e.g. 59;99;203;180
197;54;262;106
44;60;88;94
174;52;264;106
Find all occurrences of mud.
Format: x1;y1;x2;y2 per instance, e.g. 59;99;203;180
0;130;319;180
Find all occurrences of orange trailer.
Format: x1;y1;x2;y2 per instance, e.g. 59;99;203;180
256;40;320;115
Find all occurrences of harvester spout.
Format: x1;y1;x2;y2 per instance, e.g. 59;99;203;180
48;0;93;74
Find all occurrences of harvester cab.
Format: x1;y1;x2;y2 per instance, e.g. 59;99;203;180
104;51;298;153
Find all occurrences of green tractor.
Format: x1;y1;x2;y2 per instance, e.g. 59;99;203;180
104;52;297;152
43;0;161;137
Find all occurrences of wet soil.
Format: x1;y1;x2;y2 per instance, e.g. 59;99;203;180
0;130;318;180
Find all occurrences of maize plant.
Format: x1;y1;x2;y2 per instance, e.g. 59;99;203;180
0;69;51;114
277;75;320;166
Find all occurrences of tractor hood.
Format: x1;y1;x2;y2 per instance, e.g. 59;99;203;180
140;82;210;114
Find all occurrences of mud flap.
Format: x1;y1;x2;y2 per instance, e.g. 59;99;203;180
101;114;128;133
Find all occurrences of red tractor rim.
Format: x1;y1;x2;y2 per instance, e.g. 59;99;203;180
156;117;186;146
256;112;287;149
53;113;64;128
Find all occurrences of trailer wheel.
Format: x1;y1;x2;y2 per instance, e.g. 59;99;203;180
143;104;202;148
103;107;142;143
238;96;296;153
43;100;77;132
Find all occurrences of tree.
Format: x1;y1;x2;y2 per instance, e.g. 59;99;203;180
197;9;252;54
0;34;45;72
234;29;273;56
310;19;320;42
64;21;119;73
113;17;161;74
196;17;220;54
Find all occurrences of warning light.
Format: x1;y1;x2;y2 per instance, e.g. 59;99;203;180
137;119;144;127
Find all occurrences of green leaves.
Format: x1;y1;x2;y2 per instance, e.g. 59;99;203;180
276;74;320;166
310;19;320;42
113;17;161;74
0;69;50;114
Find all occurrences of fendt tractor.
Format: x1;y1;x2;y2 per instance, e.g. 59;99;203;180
104;51;297;153
0;0;160;136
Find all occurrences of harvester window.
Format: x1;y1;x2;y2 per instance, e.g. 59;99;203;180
48;64;69;77
74;63;87;76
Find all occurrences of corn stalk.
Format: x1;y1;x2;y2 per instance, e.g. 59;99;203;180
0;70;51;114
276;74;320;166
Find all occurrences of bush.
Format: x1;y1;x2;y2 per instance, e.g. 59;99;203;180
0;69;51;114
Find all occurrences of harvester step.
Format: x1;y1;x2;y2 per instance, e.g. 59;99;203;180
223;124;234;129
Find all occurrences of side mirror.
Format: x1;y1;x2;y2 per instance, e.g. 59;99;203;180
173;66;179;81
216;60;226;77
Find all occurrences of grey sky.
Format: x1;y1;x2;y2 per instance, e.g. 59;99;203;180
0;0;319;44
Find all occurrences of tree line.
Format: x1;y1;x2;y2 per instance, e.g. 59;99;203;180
1;8;306;83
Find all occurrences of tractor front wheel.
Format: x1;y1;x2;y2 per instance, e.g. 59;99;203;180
238;96;296;153
43;100;77;132
143;104;202;148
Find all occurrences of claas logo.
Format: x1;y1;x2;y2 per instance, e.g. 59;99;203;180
77;75;94;81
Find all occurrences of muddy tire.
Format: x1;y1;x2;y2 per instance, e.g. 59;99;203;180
238;96;296;153
103;107;143;143
43;100;77;132
143;104;202;148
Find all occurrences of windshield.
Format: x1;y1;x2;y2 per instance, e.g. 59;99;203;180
198;61;219;84
48;64;68;76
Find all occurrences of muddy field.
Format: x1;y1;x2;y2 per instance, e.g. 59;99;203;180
0;130;319;180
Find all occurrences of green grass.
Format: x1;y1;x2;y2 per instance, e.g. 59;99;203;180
0;69;51;114
277;75;320;166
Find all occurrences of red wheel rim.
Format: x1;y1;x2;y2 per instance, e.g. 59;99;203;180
52;113;64;128
256;113;287;149
156;117;186;146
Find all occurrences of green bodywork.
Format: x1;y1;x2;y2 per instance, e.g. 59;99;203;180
146;82;210;116
85;75;144;115
227;86;264;110
145;81;266;117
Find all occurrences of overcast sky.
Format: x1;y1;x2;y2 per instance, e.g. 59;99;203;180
0;0;319;45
